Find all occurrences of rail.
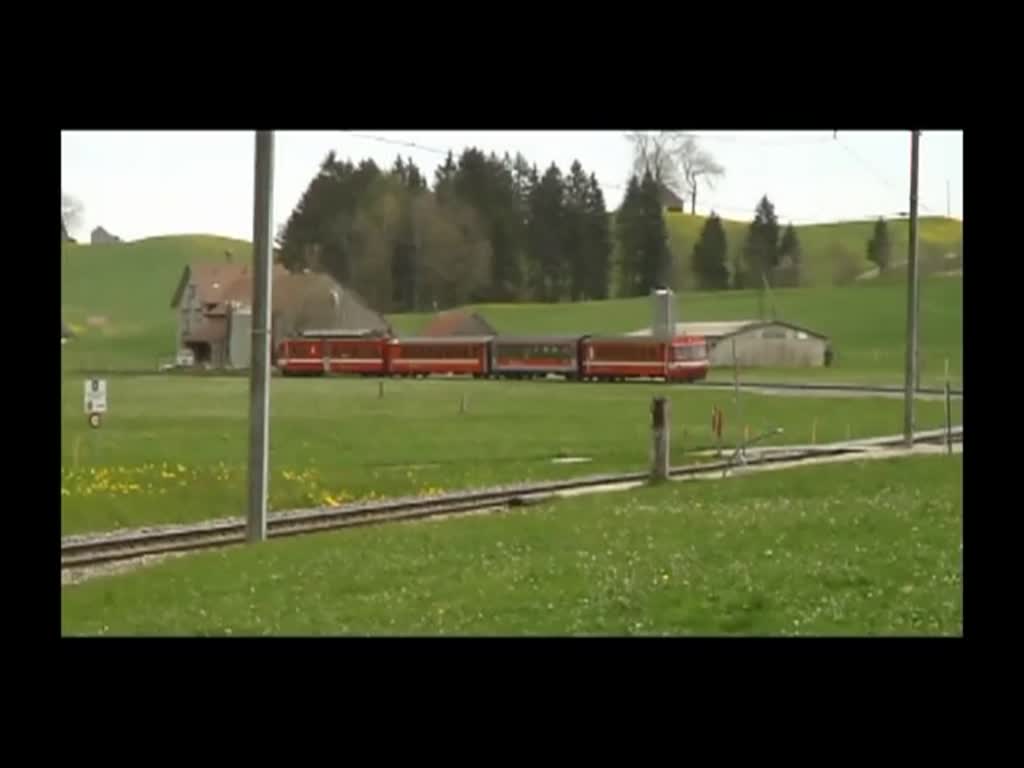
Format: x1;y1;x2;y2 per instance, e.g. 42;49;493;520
61;426;961;571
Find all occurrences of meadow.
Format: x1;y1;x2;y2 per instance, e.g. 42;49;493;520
393;276;963;388
61;229;962;389
60;374;961;536
662;212;961;289
60;455;963;636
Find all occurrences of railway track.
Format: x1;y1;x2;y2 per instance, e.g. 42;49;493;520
61;426;961;571
694;380;963;397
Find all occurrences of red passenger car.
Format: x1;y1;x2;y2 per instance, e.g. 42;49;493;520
276;331;388;376
276;337;328;376
385;336;492;378
489;336;581;379
580;335;708;382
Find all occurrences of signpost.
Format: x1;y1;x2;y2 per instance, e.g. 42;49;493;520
84;378;107;428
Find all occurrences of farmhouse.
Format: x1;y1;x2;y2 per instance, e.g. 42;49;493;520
658;184;686;213
420;310;497;337
630;319;832;368
91;226;122;244
170;261;390;368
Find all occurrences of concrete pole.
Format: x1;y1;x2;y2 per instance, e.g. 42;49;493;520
651;397;670;482
247;131;274;543
945;358;952;455
733;338;742;453
904;130;921;447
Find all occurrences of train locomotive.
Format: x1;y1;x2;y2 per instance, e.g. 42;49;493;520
276;330;709;383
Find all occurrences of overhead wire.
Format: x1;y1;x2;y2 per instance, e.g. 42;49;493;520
337;130;927;224
832;134;941;214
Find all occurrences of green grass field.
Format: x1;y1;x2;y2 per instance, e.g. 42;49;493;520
61;234;252;372
60;375;961;536
393;276;963;388
60;224;962;388
61;455;963;636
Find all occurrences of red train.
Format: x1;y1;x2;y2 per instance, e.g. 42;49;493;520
275;331;709;382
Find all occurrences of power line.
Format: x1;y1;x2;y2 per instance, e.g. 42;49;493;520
343;131;450;156
833;135;938;214
338;131;936;224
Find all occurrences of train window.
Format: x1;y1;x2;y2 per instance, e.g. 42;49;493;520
674;344;707;361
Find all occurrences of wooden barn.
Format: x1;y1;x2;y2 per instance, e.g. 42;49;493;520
170;260;390;369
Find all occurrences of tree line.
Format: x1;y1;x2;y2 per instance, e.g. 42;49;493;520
275;137;928;313
689;195;804;291
275;149;614;312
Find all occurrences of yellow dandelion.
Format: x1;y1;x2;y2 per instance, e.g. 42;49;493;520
176;464;186;473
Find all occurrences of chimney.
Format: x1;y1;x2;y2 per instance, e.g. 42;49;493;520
652;287;674;341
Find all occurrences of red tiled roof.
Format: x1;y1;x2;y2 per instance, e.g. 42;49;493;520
420;311;496;337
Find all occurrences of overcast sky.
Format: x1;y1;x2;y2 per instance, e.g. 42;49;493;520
60;130;963;243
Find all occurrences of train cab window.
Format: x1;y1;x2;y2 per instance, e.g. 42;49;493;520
673;343;707;361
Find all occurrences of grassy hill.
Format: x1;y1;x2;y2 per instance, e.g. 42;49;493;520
60;228;962;387
61;235;252;370
391;277;963;387
658;213;962;291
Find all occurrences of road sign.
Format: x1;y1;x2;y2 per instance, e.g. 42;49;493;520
84;378;107;414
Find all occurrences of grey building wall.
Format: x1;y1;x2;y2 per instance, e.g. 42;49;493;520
709;325;828;368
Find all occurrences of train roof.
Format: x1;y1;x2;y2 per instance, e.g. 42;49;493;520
587;334;705;344
391;335;495;344
300;328;387;338
492;335;586;345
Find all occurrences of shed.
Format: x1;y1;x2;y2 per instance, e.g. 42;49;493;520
629;319;831;367
420;310;497;337
696;320;831;368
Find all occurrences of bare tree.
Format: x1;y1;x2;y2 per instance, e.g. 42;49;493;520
625;132;725;213
625;132;684;193
676;135;725;215
62;193;83;240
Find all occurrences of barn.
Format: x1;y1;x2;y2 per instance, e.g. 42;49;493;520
170;261;390;369
628;318;832;368
681;320;832;368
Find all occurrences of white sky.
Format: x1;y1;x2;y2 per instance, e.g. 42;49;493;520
60;130;963;243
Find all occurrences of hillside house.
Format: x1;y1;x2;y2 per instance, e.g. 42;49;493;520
91;226;122;244
170;262;391;368
658;184;686;213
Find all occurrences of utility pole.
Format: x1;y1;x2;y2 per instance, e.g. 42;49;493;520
946;179;951;217
248;131;275;542
903;130;920;447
